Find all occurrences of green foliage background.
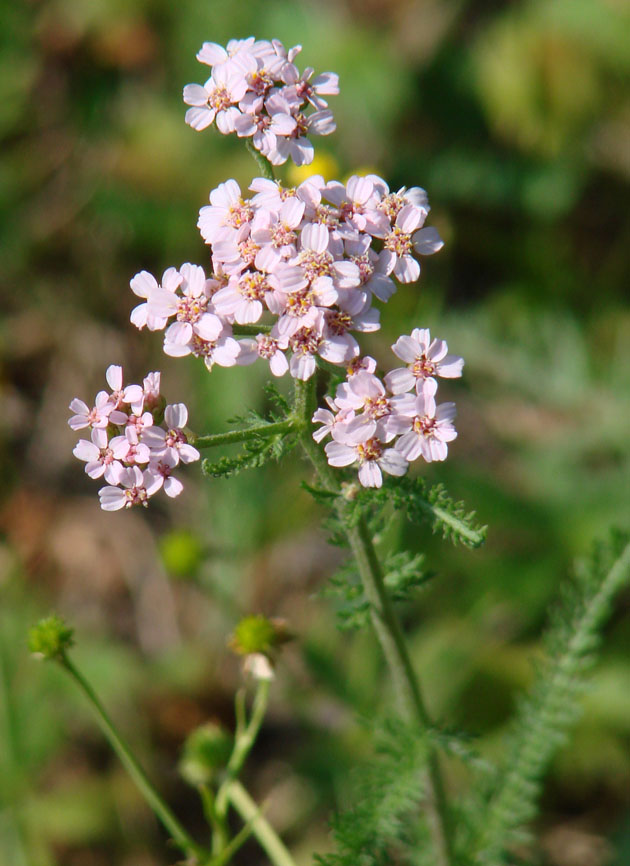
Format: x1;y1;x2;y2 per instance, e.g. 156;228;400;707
1;0;629;864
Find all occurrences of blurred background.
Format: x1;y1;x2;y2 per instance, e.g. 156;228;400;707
2;0;630;863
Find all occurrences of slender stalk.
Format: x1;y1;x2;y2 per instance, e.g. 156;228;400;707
200;784;230;855
215;679;270;818
227;780;297;866
210;680;295;866
295;377;454;866
59;653;206;861
0;627;31;866
227;679;270;777
205;813;255;866
193;419;295;449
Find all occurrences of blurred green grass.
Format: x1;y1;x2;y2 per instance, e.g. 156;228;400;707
1;0;629;863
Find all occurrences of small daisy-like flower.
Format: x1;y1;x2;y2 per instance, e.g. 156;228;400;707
385;328;464;395
325;435;408;488
184;39;338;166
72;428;124;484
395;383;457;463
142;404;200;466
98;466;162;511
68;392;116;431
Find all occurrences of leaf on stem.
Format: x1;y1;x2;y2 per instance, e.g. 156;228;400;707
467;530;630;864
357;478;487;549
314;717;431;866
321;550;433;631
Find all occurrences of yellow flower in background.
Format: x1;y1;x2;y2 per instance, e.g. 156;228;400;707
343;165;381;184
286;151;340;184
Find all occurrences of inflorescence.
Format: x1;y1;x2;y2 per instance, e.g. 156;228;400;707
68;37;464;503
183;37;338;166
68;366;199;509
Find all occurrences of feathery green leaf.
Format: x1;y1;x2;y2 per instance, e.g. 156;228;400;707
469;530;630;864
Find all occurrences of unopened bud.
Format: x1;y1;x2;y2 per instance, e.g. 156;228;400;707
229;615;291;658
179;721;233;786
28;615;74;661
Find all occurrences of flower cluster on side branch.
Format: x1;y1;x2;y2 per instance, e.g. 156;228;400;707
68;366;199;509
313;328;463;488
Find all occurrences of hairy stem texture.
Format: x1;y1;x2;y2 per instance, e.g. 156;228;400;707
296;378;454;866
194;419;294;449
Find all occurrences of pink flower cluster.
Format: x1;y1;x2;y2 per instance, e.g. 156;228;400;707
68;366;199;510
130;174;444;382
183;37;338;166
312;329;463;488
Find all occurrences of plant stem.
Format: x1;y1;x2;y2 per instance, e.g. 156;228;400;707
215;679;270;819
193;419;295;449
200;785;230;855
0;626;31;866
231;323;271;336
245;140;276;181
59;652;206;861
227;679;270;777
295;377;454;866
227;780;297;866
209;681;295;866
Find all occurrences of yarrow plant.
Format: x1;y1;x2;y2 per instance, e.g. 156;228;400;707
38;34;630;866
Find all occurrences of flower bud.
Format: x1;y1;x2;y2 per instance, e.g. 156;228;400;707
179;721;233;786
28;615;74;661
229;615;291;657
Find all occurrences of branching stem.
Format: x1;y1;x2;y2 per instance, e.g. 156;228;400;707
295;377;454;866
227;780;296;866
209;680;296;866
193;419;294;449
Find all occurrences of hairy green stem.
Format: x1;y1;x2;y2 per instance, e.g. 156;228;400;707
227;780;296;866
59;653;205;861
231;323;271;336
245;140;276;181
295;377;454;866
193;419;295;449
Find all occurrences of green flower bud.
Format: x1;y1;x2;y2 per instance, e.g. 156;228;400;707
179;721;233;786
229;615;291;657
159;529;204;579
28;615;74;660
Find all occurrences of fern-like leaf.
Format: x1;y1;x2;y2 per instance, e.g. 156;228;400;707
356;478;487;549
321;550;433;631
314;717;431;866
469;530;630;865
